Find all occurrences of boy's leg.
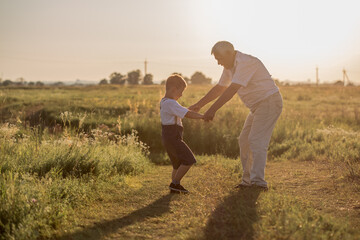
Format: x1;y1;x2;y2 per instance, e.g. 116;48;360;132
238;113;254;186
173;164;192;184
172;168;177;181
172;136;196;184
169;133;196;193
164;143;180;182
170;164;192;194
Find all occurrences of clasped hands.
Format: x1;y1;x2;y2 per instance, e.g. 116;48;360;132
189;103;215;122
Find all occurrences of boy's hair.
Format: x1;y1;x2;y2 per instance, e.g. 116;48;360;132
166;74;187;91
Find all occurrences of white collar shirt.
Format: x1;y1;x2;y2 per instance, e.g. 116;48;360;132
218;51;279;111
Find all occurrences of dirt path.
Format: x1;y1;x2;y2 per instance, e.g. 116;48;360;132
56;159;360;239
57;165;177;239
57;161;238;240
267;160;360;227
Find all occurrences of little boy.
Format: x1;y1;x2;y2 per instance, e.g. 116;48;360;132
160;74;203;194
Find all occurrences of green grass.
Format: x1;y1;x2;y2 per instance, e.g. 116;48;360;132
1;85;359;178
0;123;151;239
54;156;359;240
0;84;359;239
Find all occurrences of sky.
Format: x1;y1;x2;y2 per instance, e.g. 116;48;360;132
0;0;360;84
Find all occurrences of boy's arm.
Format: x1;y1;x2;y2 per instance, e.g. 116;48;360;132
189;84;227;112
184;110;204;119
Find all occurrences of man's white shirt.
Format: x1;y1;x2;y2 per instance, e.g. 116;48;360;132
160;98;188;126
218;51;279;111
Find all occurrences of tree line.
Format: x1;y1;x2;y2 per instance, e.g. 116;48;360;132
99;70;212;85
0;78;45;87
0;70;213;87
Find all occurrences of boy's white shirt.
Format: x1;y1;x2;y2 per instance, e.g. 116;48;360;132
160;98;188;126
218;51;279;110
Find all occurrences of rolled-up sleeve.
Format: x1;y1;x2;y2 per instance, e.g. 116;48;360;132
167;101;189;119
218;68;232;87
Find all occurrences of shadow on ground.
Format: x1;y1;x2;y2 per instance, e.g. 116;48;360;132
201;188;261;240
57;193;173;240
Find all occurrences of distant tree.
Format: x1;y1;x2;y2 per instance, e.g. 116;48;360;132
190;71;212;84
53;81;64;86
160;80;166;85
2;80;13;86
35;81;44;86
109;72;126;85
28;82;35;86
99;78;108;85
143;74;153;85
74;79;83;86
127;70;141;85
16;77;25;85
333;80;343;86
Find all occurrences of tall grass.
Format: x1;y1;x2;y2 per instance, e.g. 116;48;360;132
0;85;359;238
0;123;151;239
1;85;359;179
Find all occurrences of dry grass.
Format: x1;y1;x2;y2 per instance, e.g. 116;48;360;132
1;84;359;239
55;156;359;240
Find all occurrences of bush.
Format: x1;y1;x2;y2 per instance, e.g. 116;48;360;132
0;124;151;239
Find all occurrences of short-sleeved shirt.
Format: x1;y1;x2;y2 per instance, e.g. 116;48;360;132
160;98;189;126
218;51;279;110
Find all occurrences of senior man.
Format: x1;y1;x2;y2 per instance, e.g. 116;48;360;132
189;41;283;190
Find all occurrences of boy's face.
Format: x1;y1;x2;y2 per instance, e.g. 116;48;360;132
172;86;185;100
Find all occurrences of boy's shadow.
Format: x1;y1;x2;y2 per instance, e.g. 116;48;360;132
57;193;173;240
201;188;261;240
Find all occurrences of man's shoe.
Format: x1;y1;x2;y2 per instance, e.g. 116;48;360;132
252;184;268;191
169;183;189;194
235;183;252;189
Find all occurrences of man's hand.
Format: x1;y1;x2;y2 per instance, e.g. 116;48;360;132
188;85;226;113
203;109;215;121
188;103;202;112
202;83;242;122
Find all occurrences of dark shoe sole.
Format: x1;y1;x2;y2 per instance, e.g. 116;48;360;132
235;184;268;191
169;187;189;194
170;189;180;194
235;184;252;189
252;185;269;191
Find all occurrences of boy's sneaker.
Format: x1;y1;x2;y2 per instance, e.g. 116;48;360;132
169;183;189;194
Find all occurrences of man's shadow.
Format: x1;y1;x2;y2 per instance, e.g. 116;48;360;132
57;193;173;240
201;188;261;240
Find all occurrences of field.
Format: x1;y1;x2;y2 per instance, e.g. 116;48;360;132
1;84;360;239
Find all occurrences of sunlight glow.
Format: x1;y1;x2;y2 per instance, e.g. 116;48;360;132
0;0;359;84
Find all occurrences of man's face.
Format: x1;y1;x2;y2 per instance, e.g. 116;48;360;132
214;51;235;69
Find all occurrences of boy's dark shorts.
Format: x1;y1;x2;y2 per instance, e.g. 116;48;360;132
161;124;196;169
